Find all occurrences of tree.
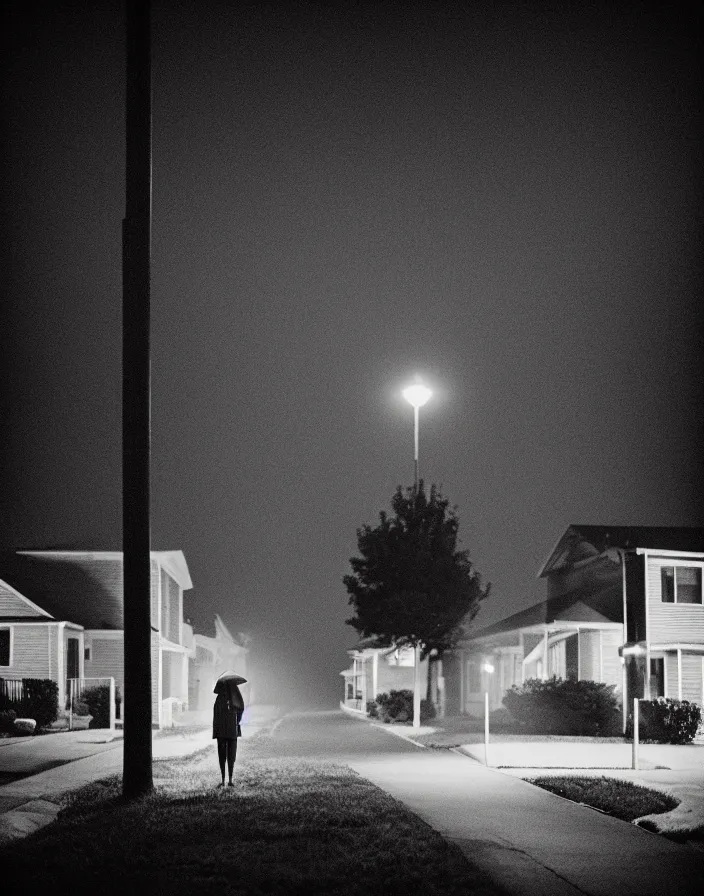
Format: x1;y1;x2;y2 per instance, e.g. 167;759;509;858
344;482;490;726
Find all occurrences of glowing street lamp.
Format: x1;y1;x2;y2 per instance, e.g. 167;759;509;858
402;382;432;490
402;381;432;730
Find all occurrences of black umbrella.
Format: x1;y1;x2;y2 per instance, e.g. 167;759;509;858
215;670;247;685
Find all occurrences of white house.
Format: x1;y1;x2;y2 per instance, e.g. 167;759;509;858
0;549;193;728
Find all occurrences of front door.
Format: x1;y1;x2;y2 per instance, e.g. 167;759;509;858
66;637;79;690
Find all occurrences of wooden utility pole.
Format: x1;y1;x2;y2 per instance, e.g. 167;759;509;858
122;0;153;799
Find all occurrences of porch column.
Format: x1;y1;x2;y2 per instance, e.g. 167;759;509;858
542;628;549;680
372;652;378;700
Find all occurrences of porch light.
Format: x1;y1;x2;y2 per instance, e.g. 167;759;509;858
482;662;495;674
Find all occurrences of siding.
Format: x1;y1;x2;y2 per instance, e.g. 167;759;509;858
665;653;679;699
2;625;52;677
168;576;180;643
579;630;600;681
151;637;160;724
647;560;704;645
0;583;44;617
681;653;703;705
601;630;623;694
150;559;159;629
84;636;124;696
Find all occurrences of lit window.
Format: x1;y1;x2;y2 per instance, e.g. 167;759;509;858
661;566;702;604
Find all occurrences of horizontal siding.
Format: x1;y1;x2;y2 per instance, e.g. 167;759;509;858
665;653;679;699
578;630;600;681
150;560;159;629
601;630;623;694
0;584;44;617
84;637;124;696
681;653;703;705
168;577;180;643
2;626;52;678
648;561;704;644
152;638;160;724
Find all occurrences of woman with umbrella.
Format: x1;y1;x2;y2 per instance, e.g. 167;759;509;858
213;671;246;787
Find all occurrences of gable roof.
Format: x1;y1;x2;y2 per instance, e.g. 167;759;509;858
465;585;623;641
0;578;54;619
538;525;704;577
1;550;192;630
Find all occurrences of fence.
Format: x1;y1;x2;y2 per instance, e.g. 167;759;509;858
67;678;116;731
0;678;24;706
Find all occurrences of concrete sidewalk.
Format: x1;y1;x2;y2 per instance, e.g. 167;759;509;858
347;749;704;896
0;704;282;843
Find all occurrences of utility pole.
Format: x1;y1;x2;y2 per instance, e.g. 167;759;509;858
122;0;153;798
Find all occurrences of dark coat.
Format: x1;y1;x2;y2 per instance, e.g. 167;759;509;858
212;680;244;740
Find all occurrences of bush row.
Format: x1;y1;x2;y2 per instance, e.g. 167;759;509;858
627;697;701;745
367;689;436;723
502;677;621;736
0;679;59;729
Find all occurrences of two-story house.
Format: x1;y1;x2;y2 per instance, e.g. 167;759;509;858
0;549;193;728
451;526;704;729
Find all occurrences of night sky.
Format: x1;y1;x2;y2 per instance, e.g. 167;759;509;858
2;2;702;707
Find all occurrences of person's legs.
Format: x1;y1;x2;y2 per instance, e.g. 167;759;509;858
226;738;238;784
217;739;227;785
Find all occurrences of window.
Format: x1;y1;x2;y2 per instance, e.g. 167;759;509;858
661;566;702;604
0;629;10;666
84;646;92;662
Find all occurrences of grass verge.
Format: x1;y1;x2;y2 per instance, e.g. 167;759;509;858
0;743;503;896
528;776;678;822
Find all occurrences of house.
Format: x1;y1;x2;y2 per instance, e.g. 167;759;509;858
340;637;430;714
0;549;193;728
188;614;248;711
452;525;704;729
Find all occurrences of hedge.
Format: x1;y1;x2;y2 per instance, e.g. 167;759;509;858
627;697;702;744
369;689;436;723
503;677;620;736
0;679;59;729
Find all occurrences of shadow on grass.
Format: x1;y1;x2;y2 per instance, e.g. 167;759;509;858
1;749;506;896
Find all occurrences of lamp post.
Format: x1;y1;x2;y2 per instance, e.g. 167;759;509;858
402;382;432;490
402;380;432;729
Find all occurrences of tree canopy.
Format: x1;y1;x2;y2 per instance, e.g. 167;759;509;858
344;482;489;658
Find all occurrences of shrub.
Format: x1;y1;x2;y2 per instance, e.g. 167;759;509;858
366;700;379;719
82;685;111;728
73;699;90;716
503;677;620;736
0;709;17;732
375;690;435;723
627;698;702;745
0;679;59;729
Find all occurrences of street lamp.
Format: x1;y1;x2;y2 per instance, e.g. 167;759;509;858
402;380;432;730
402;382;432;490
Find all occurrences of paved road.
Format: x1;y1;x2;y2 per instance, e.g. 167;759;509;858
258;710;704;896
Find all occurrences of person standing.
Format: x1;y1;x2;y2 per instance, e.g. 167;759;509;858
212;671;246;787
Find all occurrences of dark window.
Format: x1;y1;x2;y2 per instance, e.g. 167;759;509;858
661;567;675;602
0;629;9;666
677;567;702;604
649;658;664;698
84;646;92;662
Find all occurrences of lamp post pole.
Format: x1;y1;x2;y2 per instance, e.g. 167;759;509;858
402;381;432;729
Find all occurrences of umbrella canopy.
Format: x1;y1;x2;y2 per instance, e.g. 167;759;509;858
215;670;247;685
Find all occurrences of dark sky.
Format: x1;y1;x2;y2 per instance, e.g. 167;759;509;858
2;1;702;707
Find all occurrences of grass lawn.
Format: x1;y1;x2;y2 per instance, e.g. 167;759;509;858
528;776;679;822
1;738;504;895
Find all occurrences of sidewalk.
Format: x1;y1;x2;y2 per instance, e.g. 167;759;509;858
0;704;282;843
347;749;704;896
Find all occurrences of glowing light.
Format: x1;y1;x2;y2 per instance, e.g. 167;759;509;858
482;662;495;674
402;383;432;408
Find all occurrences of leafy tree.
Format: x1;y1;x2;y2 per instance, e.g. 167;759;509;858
344;481;490;662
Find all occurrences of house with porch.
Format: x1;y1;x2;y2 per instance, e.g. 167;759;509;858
340;636;430;714
0;549;193;728
452;525;704;729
